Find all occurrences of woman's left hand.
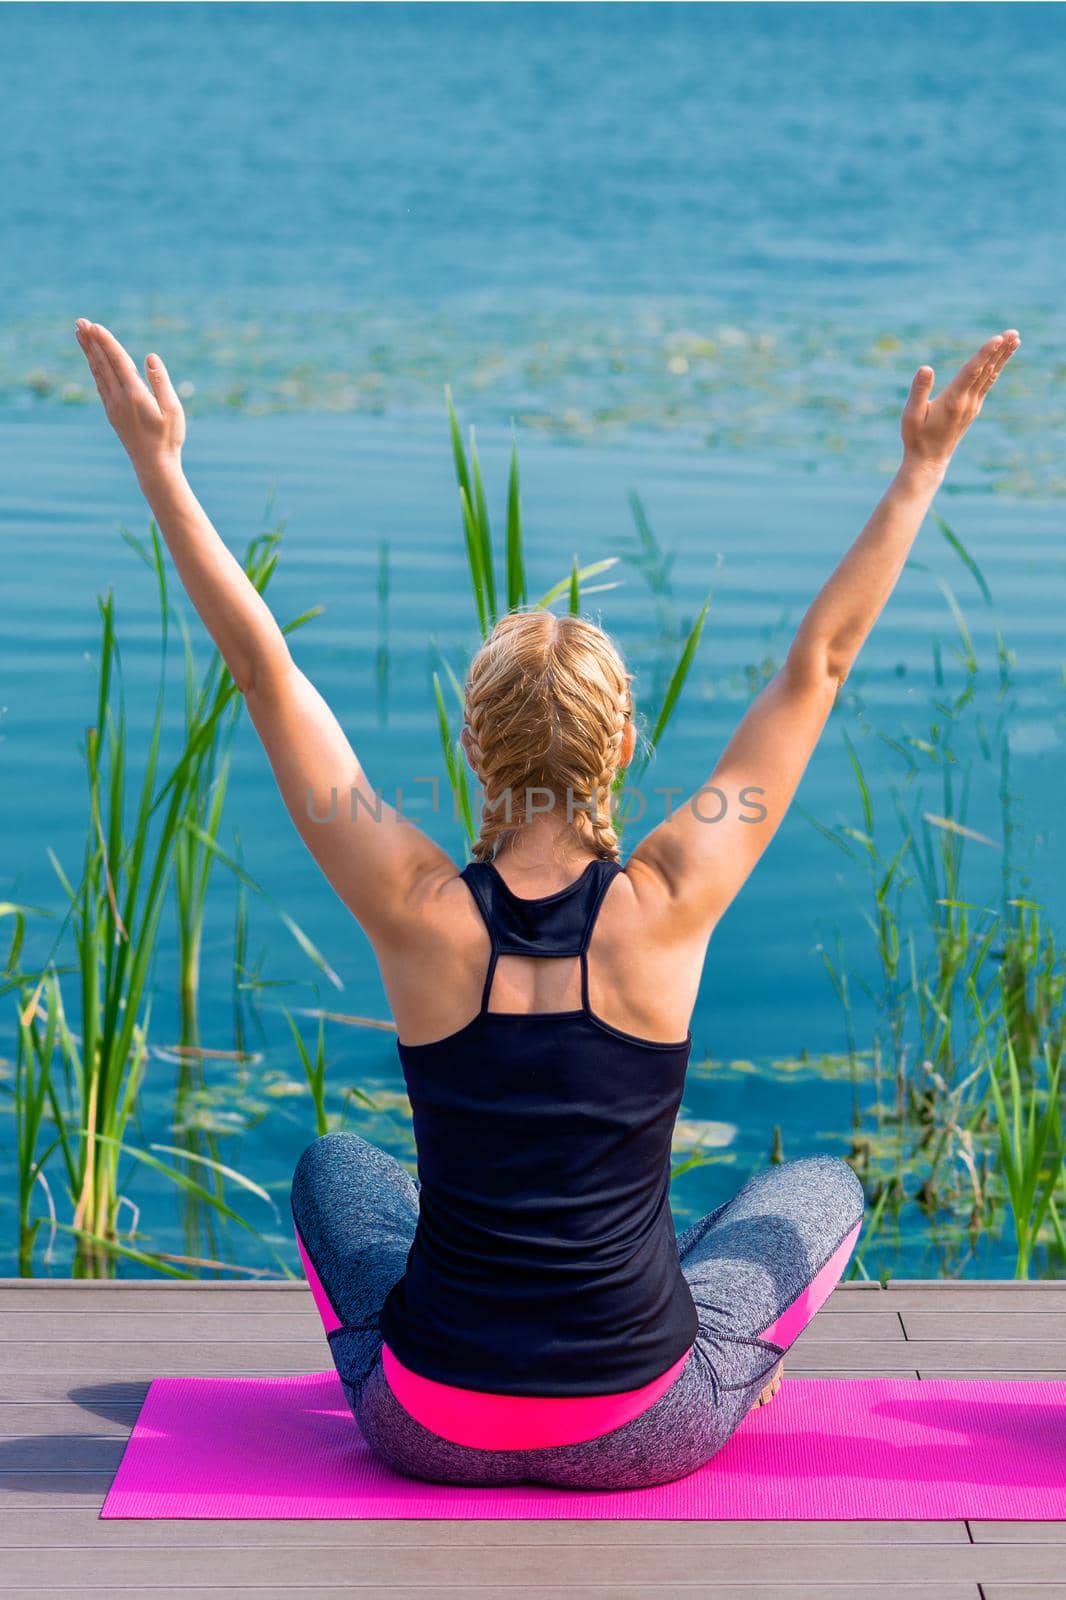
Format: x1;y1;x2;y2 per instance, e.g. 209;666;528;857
74;319;186;483
899;328;1020;477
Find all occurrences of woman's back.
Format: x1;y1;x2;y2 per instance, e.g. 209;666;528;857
374;849;710;1052
377;855;701;1395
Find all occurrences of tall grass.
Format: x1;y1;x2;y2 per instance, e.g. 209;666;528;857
4;519;325;1277
13;970;64;1275
284;1006;330;1138
979;1007;1063;1278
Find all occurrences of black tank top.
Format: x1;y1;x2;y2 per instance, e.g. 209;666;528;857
377;857;699;1396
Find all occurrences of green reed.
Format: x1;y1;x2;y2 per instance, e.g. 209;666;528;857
284;1006;330;1138
973;984;1064;1279
52;549;181;1274
4;518;324;1277
12;970;64;1275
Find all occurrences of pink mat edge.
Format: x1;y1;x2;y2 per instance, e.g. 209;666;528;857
98;1371;1066;1524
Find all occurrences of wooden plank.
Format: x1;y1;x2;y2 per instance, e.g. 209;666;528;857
0;1369;918;1404
0;1277;887;1295
766;1341;1065;1372
0;1510;972;1547
970;1522;1066;1543
0;1313;323;1343
0;1481;119;1508
781;1369;922;1378
917;1370;1066;1381
791;1311;903;1341
0;1404;141;1438
0;1363;915;1401
886;1280;1066;1292
0;1436;124;1472
902;1312;1066;1341
0;1280;299;1293
2;1344;937;1379
0;1290;311;1314
0;1309;904;1345
0;1588;989;1600
0;1380;149;1406
0;1282;884;1306
0;1543;1050;1584
883;1284;1066;1310
0;1281;878;1317
850;1342;1066;1371
0;1344;328;1377
982;1590;1066;1600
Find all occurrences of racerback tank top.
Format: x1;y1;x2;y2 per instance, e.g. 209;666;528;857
377;856;699;1398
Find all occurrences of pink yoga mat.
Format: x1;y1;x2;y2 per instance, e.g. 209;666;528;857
100;1371;1066;1521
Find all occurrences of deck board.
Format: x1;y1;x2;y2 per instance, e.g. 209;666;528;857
0;1509;973;1546
0;1588;990;1599
0;1278;1061;1594
0;1542;1050;1585
980;1591;1066;1600
901;1312;1066;1340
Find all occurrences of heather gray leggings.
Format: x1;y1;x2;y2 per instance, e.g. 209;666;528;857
290;1132;865;1490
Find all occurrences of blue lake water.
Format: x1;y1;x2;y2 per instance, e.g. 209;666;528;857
3;3;1064;491
0;3;1063;1278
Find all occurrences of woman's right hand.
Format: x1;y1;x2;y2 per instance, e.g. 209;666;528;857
900;328;1020;477
75;319;187;488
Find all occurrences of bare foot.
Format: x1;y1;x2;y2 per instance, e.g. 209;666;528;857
754;1359;784;1407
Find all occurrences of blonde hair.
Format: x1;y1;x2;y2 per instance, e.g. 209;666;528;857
462;610;634;864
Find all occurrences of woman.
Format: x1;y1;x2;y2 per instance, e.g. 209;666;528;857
75;318;1019;1488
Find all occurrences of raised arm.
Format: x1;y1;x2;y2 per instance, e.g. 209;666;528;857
629;328;1021;933
74;319;455;939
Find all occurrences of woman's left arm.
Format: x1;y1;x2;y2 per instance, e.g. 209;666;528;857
75;320;456;937
628;329;1021;934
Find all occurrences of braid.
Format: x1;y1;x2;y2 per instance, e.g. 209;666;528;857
586;701;631;863
462;610;633;864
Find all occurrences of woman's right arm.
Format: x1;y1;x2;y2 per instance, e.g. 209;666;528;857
628;328;1020;932
75;320;457;941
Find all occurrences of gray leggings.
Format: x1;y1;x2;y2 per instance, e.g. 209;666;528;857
290;1132;865;1490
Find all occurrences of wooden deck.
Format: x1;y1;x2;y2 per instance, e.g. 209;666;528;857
1;1278;1064;1598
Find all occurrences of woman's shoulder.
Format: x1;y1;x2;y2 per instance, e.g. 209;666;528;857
612;855;688;922
613;847;720;943
379;851;704;951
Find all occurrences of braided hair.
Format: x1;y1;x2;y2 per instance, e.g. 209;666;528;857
462;610;634;864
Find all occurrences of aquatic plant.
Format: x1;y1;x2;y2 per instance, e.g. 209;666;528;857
284;1006;330;1138
978;1000;1064;1279
12;969;65;1275
3;520;324;1277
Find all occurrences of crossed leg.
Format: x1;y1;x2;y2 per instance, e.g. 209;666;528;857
290;1131;419;1392
677;1153;866;1423
289;1136;865;1488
